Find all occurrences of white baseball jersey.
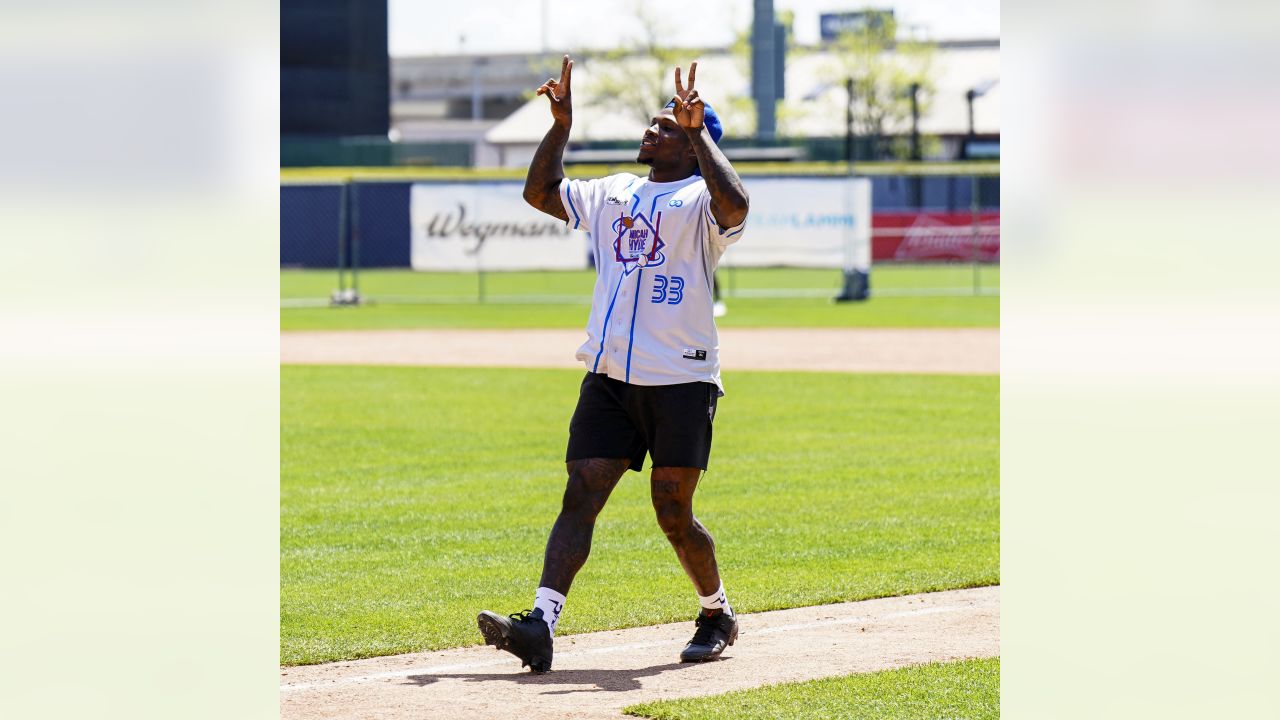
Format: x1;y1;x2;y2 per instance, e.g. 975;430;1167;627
560;173;746;390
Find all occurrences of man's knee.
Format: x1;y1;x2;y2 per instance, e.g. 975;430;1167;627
652;497;693;537
562;458;626;517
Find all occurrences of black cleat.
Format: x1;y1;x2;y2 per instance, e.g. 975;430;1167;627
679;609;738;662
476;608;554;673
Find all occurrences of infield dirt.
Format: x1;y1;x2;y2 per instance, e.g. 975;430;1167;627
281;586;998;720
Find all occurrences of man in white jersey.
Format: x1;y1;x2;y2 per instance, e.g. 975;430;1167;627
477;55;748;673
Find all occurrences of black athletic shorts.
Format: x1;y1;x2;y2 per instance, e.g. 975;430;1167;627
565;372;721;472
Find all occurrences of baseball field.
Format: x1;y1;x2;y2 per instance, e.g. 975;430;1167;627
280;266;1000;718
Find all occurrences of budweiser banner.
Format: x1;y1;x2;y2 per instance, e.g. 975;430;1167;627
410;182;588;271
872;211;1001;262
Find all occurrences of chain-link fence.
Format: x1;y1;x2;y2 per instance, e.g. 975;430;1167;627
280;181;352;306
281;172;999;307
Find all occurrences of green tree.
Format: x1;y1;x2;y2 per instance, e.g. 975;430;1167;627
577;3;799;139
822;10;937;158
580;3;687;129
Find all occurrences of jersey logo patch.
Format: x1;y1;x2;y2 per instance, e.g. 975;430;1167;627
682;347;707;361
668;199;683;207
611;210;666;272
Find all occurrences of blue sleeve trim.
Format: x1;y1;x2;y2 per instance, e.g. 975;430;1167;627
565;181;581;230
705;199;744;238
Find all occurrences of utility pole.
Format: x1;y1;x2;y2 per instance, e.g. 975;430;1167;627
835;78;868;303
908;82;921;207
963;80;997;295
909;82;921;160
964;79;997;159
966;88;977;139
751;0;777;140
844;77;854;169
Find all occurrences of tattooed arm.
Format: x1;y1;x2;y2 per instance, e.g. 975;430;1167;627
685;126;749;229
523;55;573;222
671;62;749;229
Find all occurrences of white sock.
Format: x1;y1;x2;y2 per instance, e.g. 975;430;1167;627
533;587;566;635
698;583;732;615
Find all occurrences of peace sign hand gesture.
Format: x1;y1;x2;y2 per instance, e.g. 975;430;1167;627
671;62;703;130
536;55;574;125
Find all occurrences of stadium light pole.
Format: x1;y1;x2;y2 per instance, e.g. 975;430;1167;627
908;82;921;208
752;0;778;140
966;88;977;139
835;76;868;303
964;80;997;294
909;82;921;161
963;79;998;158
845;77;854;172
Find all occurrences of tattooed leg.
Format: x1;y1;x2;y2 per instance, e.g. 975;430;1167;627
650;466;721;596
538;458;631;594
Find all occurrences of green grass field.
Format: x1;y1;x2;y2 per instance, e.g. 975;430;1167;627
625;657;1000;720
281;366;998;665
281;266;999;330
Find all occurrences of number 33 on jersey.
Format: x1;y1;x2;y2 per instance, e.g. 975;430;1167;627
559;172;747;390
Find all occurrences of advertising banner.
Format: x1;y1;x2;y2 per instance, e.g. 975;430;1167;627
872;211;1001;262
410;182;588;271
721;177;872;270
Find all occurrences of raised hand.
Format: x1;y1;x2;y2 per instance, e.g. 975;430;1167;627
536;54;574;125
671;62;703;130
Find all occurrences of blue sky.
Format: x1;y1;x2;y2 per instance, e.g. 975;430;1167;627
389;0;1000;56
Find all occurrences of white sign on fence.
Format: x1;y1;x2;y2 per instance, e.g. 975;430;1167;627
410;182;588;271
722;177;872;271
411;177;869;272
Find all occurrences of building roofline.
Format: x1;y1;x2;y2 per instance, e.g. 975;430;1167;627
392;37;999;62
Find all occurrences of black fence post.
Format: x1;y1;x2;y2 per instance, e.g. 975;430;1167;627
335;182;348;303
352;180;362;302
971;174;981;296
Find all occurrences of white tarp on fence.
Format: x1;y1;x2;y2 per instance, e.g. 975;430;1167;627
722;177;872;271
410;182;587;271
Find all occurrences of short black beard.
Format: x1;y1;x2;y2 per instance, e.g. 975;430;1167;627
637;154;655;165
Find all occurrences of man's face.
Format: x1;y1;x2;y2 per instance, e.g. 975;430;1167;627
637;108;694;168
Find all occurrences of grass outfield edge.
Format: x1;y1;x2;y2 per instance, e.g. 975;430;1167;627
623;657;1001;720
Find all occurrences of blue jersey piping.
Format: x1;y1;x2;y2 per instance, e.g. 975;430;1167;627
592;271;627;372
624;268;644;382
565;182;581;229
